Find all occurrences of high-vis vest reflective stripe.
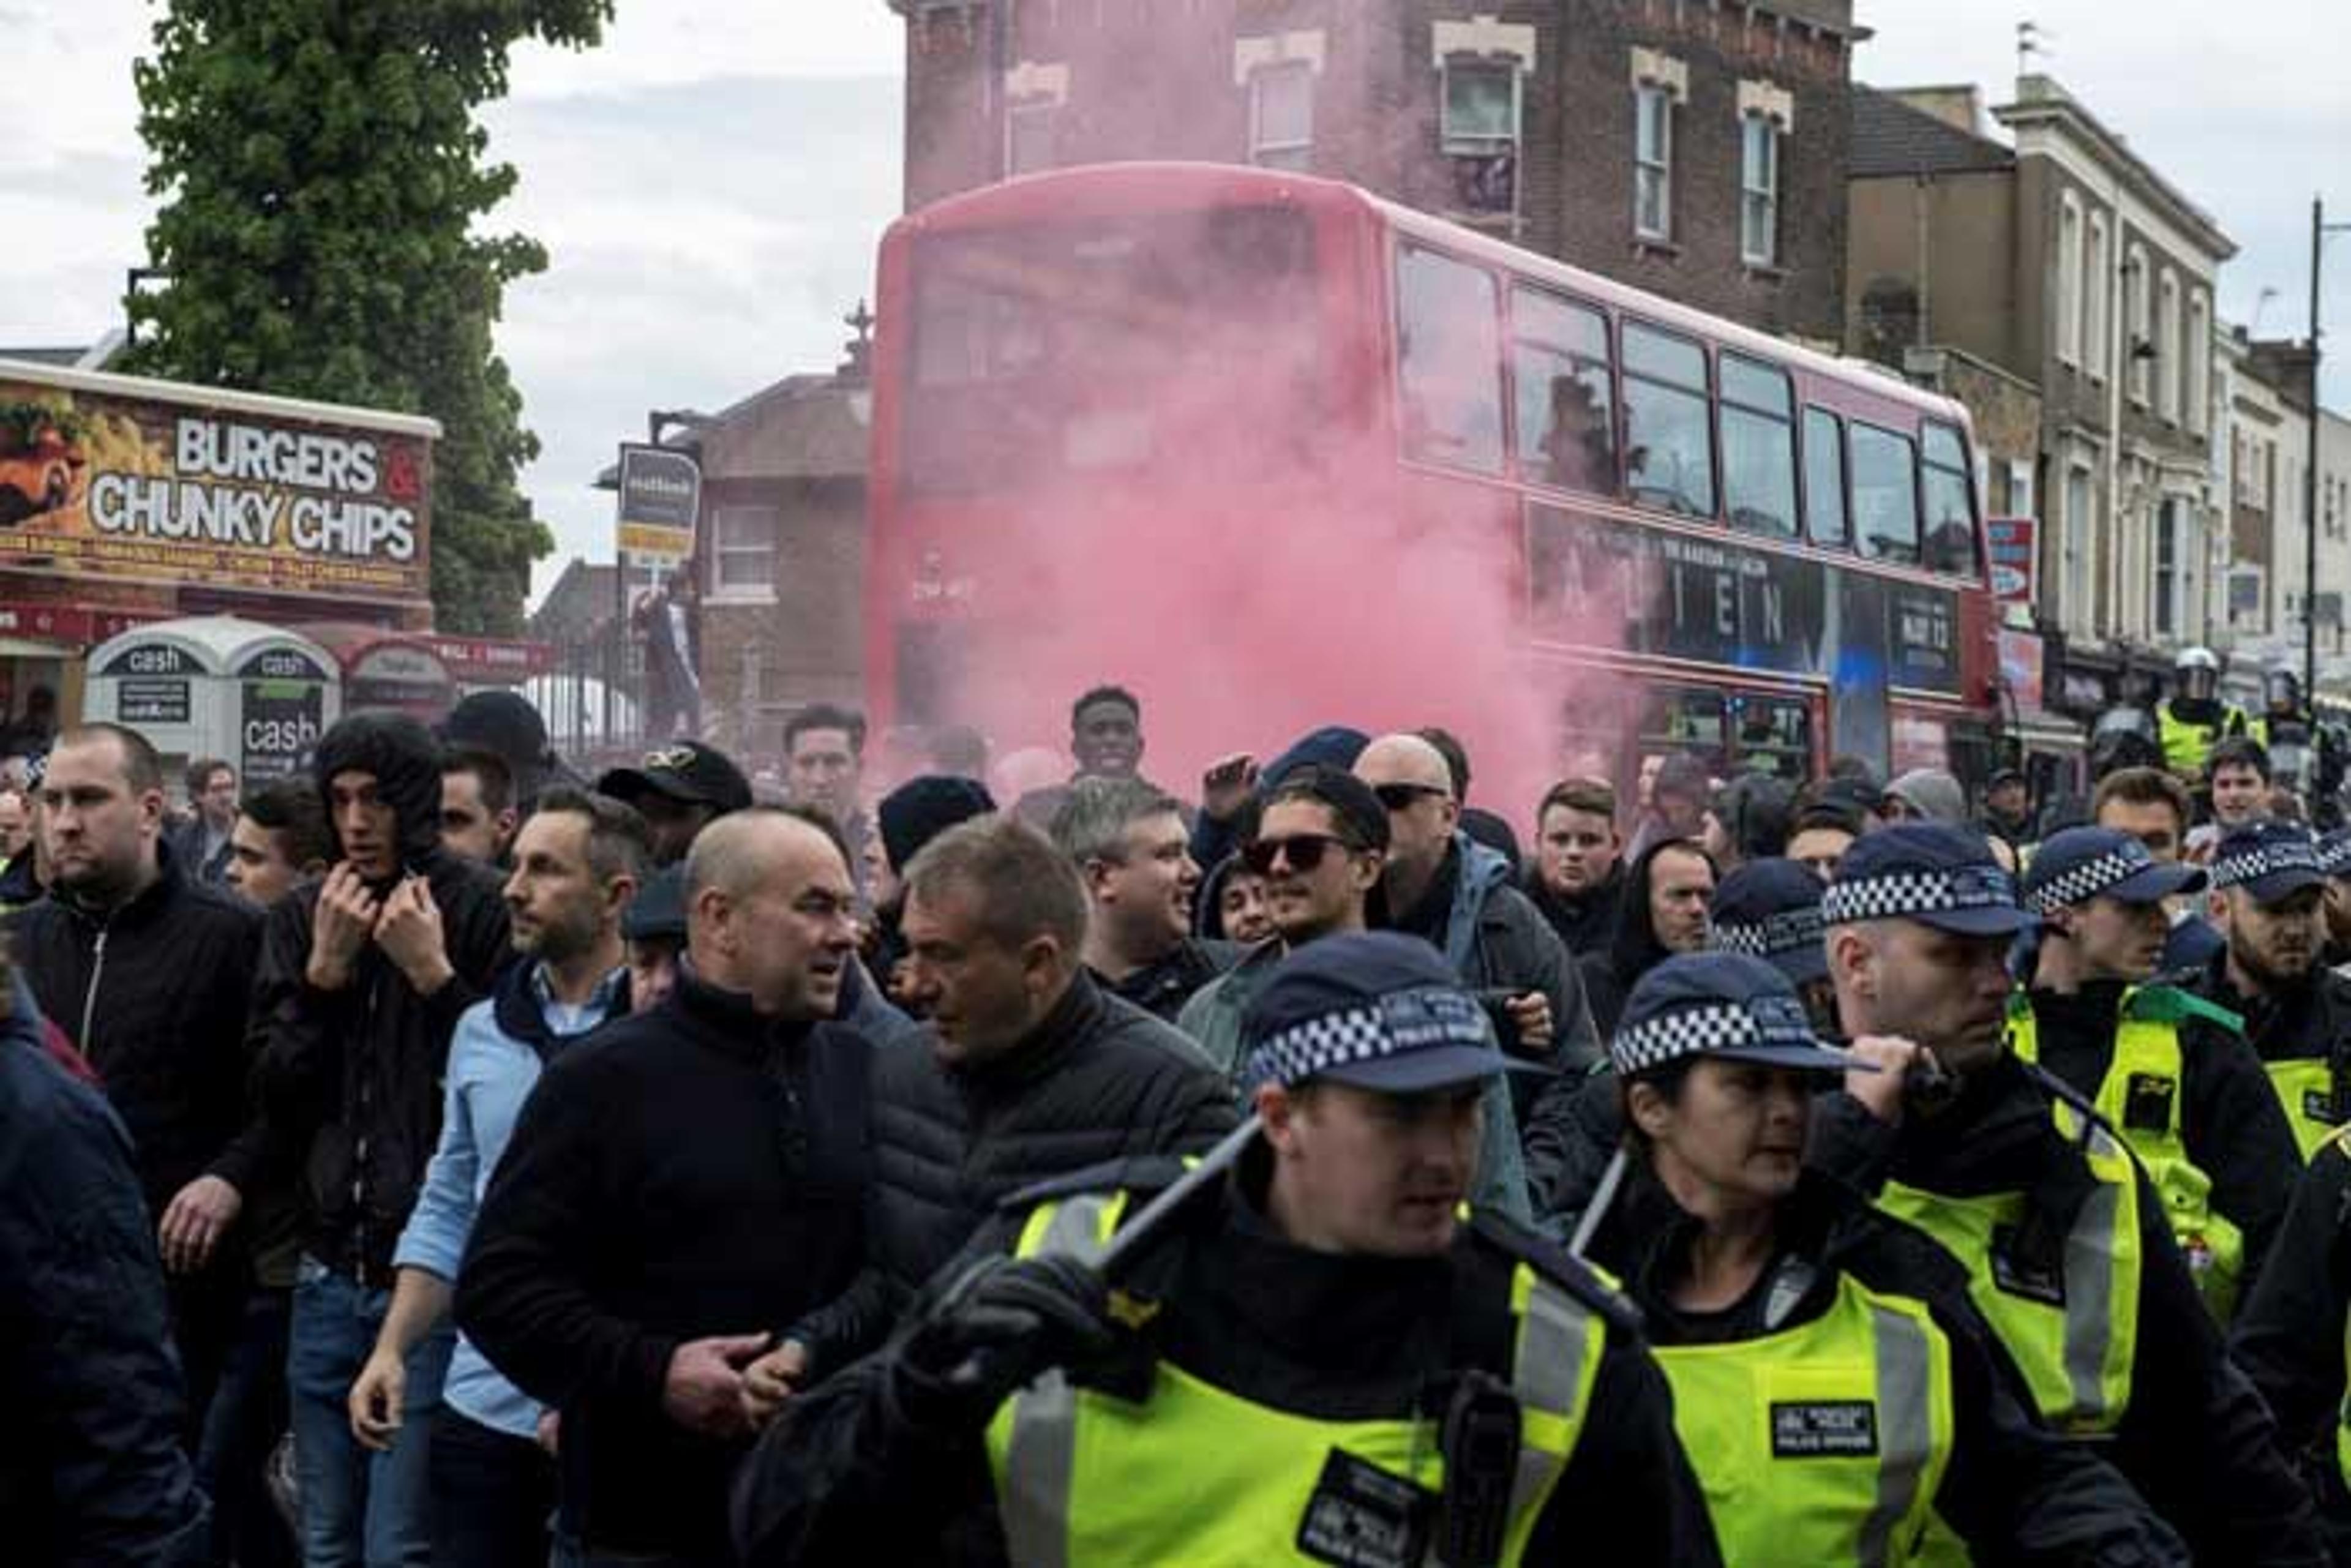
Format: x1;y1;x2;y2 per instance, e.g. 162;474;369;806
1877;1121;2141;1436
1659;1273;1955;1567
984;1192;1605;1568
2265;1057;2344;1161
2158;702;2245;777
2008;992;2243;1319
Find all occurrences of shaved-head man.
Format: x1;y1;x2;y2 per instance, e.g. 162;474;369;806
457;806;875;1564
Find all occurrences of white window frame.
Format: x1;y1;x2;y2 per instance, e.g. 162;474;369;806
2055;192;2083;367
2125;242;2151;406
1739;113;1780;267
1007;100;1056;176
2158;269;2182;424
2083;211;2109;381
2008;459;2036;520
2063;463;2095;629
710;504;779;602
1635;83;1674;241
1439;58;1522;220
1249;60;1314;170
2186;290;2211;435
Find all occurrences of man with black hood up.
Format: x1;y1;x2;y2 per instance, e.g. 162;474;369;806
255;711;512;1566
1577;836;1717;1038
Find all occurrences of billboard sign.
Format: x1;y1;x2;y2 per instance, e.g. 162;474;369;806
1985;517;2037;607
616;444;700;564
0;373;432;601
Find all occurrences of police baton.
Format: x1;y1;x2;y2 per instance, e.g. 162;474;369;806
1567;1147;1627;1259
1097;1112;1263;1284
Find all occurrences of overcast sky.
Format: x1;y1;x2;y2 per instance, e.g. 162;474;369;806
3;1;2342;610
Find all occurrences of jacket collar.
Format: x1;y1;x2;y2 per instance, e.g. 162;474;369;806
670;962;810;1063
492;955;629;1051
951;969;1107;1092
53;836;181;930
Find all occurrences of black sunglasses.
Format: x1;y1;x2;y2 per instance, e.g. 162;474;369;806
1242;833;1357;876
1371;782;1450;811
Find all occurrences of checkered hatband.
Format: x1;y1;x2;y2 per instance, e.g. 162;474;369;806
2025;846;2153;914
2211;836;2323;891
1243;985;1493;1087
1713;906;1826;959
1822;864;2015;926
2322;838;2351;879
1611;993;1818;1075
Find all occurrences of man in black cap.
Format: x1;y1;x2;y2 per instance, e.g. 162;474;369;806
866;775;996;1011
596;740;754;866
733;930;1722;1568
1812;822;2323;1562
2186;821;2351;1161
621;864;688;1013
1981;767;2034;848
2016;826;2298;1319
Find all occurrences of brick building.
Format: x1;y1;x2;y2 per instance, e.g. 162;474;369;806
893;0;1859;342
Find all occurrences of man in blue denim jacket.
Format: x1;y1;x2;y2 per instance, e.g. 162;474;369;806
345;789;645;1567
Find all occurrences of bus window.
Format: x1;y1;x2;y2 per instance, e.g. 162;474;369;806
1851;422;1921;566
1728;693;1813;781
1921;421;1981;579
1640;686;1727;774
1720;353;1796;538
1802;408;1848;547
1511;288;1616;495
1622;323;1716;519
1398;244;1505;475
903;207;1320;493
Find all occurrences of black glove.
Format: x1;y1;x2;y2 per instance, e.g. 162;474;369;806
888;1253;1116;1429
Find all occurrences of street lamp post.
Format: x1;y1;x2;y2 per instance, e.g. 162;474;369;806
2304;198;2351;700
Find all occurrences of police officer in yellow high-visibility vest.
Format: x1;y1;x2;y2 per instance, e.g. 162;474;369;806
2231;1125;2351;1561
1805;823;2327;1563
733;931;1722;1567
1578;951;2186;1565
2012;827;2300;1321
2159;647;2252;780
2188;822;2351;1162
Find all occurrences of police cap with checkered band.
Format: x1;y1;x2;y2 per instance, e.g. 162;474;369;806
1240;931;1523;1093
2021;826;2205;915
1609;952;1871;1079
2210;820;2328;904
1710;858;1831;986
1822;822;2035;937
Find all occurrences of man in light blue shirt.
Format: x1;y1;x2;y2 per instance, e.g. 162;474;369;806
345;787;647;1567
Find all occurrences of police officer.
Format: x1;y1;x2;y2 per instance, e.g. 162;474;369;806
1809;823;2325;1562
1583;952;2187;1564
2189;821;2351;1159
2014;826;2299;1318
2230;1127;2351;1561
733;931;1723;1567
2159;647;2252;781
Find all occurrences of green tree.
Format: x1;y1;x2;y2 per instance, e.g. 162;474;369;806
129;0;611;634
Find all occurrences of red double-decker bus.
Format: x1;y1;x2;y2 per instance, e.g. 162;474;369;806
866;163;2000;802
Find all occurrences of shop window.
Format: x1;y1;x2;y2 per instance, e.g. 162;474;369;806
1720;352;1795;536
1397;244;1504;474
1851;423;1921;566
1511;287;1616;493
1621;322;1714;518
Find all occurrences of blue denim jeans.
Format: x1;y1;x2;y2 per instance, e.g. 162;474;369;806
286;1258;453;1568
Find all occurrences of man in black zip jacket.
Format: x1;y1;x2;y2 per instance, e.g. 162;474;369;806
457;808;874;1567
254;712;511;1565
11;722;261;1442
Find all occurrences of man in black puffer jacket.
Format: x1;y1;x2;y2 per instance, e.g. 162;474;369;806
754;814;1237;1400
253;712;511;1564
11;723;261;1439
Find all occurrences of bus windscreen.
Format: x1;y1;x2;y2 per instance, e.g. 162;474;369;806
901;205;1320;495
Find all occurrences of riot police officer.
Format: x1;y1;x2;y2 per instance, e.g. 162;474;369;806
2159;647;2252;781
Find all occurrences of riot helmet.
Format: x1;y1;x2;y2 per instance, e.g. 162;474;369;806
2174;646;2221;705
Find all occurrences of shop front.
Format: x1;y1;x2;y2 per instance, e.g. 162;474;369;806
83;616;340;782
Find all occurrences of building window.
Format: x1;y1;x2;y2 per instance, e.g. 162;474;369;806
1721;352;1795;535
1739;114;1780;266
1622;321;1714;517
2158;270;2181;423
2186;290;2211;434
2055;193;2083;366
713;505;778;598
1250;61;1314;171
2125;244;2150;405
2154;497;2182;636
1803;408;1848;547
2083;212;2109;380
2008;459;2036;520
1511;287;1616;493
2065;466;2094;628
1635;83;1673;240
1397;244;1505;475
1851;422;1921;566
1441;61;1520;216
1007;102;1055;175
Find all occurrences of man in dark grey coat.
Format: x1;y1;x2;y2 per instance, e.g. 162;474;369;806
741;815;1237;1416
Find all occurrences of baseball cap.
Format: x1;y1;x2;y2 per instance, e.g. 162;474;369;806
1610;952;1868;1078
440;690;549;767
2318;827;2351;880
2022;826;2206;915
1709;859;1829;985
2210;821;2327;904
1240;931;1520;1093
1823;822;2034;937
596;741;754;814
621;864;688;942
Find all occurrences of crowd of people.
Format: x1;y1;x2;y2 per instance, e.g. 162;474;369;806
17;677;2351;1566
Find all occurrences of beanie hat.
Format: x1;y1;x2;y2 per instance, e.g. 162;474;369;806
877;775;997;873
